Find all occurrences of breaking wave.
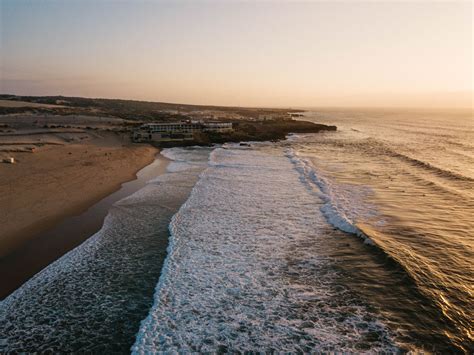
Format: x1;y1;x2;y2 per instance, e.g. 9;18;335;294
0;148;210;353
133;146;398;353
285;148;376;244
286;116;474;353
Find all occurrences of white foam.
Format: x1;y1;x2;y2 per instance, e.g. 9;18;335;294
161;147;214;173
133;146;397;352
0;148;210;352
285;148;378;243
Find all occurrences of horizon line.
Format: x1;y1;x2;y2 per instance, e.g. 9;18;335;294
1;92;472;112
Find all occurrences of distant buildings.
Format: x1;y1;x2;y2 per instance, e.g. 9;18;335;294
132;121;233;143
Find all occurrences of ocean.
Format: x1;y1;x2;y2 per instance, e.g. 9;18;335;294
1;109;472;353
0;147;212;352
295;109;474;352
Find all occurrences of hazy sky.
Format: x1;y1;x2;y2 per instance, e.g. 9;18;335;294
1;0;472;108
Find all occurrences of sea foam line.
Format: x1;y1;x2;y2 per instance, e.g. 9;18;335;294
1;148;209;353
131;172;206;353
132;148;216;353
132;146;398;352
285;148;374;245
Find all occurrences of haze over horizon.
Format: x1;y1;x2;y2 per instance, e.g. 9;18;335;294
1;0;472;109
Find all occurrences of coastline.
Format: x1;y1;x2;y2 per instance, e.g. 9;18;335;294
0;147;208;352
0;134;158;259
0;136;164;298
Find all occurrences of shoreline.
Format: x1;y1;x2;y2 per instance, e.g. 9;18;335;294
0;134;158;258
0;147;207;352
0;138;165;299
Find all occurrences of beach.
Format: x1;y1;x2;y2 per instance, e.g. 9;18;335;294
1;109;472;352
0;146;209;352
0;114;164;297
1;1;470;351
0;133;157;258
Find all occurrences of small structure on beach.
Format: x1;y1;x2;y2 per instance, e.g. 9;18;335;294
132;121;233;143
2;157;15;164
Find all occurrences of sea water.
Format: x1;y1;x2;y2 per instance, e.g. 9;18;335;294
291;109;473;353
2;109;472;353
134;109;472;353
133;144;398;353
0;147;211;352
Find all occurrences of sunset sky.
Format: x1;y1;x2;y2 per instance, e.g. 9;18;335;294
1;0;472;108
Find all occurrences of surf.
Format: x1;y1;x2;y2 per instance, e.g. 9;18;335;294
0;148;210;353
133;145;398;353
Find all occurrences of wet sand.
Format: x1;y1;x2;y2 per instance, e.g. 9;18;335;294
0;133;161;298
0;149;204;353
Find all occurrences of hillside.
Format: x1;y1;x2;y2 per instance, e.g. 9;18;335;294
0;95;303;121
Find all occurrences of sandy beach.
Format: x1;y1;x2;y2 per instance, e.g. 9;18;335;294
0;145;204;352
0;117;158;260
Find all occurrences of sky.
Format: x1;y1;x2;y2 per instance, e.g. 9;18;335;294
0;0;472;108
